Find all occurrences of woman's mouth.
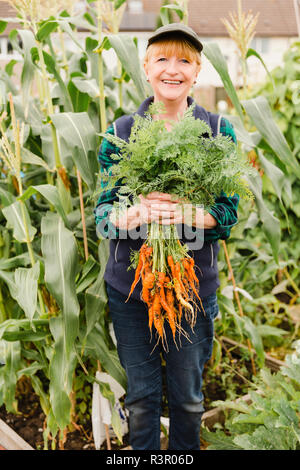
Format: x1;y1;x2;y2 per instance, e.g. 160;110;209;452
162;80;182;86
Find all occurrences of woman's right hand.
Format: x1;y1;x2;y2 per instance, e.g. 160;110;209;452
110;195;151;230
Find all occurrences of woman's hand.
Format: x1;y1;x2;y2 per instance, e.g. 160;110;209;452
111;192;217;230
141;192;217;229
110;199;150;230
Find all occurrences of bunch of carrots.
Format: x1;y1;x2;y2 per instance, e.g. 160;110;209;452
126;224;204;351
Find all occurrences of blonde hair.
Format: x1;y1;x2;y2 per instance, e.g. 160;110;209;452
144;37;201;67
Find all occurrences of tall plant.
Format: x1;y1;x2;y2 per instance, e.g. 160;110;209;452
0;0;149;448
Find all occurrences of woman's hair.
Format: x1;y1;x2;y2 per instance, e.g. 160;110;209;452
144;37;201;67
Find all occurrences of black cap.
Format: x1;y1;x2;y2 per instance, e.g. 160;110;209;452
147;23;203;53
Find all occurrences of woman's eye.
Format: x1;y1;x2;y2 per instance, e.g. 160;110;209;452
158;57;166;61
181;59;189;63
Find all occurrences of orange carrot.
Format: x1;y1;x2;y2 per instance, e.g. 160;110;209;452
157;272;176;340
126;244;147;302
148;302;154;332
152;292;164;339
142;272;155;305
187;258;199;284
174;278;194;321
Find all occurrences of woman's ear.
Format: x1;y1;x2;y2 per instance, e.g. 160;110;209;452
143;61;149;81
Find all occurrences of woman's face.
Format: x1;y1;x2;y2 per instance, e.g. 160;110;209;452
144;49;200;104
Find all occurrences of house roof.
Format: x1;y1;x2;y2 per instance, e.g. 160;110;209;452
123;0;299;37
0;0;298;37
0;2;17;34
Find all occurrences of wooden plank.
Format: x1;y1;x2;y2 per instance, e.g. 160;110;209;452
0;419;34;450
202;393;252;429
220;336;285;372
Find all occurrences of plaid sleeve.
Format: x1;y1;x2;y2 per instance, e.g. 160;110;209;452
205;117;239;241
93;124;121;239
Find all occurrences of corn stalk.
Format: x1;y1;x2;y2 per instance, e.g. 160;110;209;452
0;94;46;317
221;0;259;96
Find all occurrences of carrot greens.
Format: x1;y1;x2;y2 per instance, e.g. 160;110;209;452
100;102;255;350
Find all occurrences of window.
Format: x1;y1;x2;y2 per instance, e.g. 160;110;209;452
128;0;143;14
251;37;270;54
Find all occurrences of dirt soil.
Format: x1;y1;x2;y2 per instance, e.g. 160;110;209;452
0;391;129;450
0;354;251;451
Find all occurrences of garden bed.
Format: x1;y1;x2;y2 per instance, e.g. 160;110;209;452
0;336;285;450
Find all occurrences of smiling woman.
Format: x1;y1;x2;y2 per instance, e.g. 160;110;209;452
143;36;201;124
94;22;239;451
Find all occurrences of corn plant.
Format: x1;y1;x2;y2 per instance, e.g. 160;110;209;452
0;0;149;448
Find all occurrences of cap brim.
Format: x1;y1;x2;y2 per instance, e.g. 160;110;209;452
147;30;203;53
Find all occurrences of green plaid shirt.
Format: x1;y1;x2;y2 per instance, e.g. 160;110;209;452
94;116;239;241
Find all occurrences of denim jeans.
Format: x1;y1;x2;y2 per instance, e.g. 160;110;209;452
106;283;219;450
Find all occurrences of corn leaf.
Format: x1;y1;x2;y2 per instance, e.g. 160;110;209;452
203;42;244;122
246;171;281;264
13;262;40;323
242;96;300;178
41;212;80;355
41;212;80;430
2;200;37;243
108;34;148;102
51;112;99;192
18;184;70;229
0;339;21;412
49;315;77;430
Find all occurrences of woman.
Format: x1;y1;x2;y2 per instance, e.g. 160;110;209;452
94;23;239;450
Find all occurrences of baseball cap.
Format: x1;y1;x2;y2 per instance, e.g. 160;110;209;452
147;23;203;53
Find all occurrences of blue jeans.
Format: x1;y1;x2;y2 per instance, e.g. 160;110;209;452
106;283;219;450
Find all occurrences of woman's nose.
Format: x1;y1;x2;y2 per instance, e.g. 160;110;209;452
165;58;179;75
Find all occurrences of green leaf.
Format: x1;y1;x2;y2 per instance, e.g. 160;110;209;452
51;112;99;192
246;171;281;264
108;34;148;102
160;4;184;25
68;80;90;112
203;42;244;122
49;315;77;431
242;96;300;178
241;316;265;367
21;147;53;171
31;48;73;112
71;77;99;99
76;255;99;294
84;239;109;337
0;339;21;412
41;212;80;356
256;324;288;338
17;184;70;228
3;330;49;342
36;18;58;42
84;325;127;391
5;59;18;77
13;261;40;323
0;21;7;34
246;48;275;90
111;406;123;443
10;30;36;116
0;319;49;340
0;253;30;270
257;150;286;201
2;200;37;243
201;428;242;450
114;0;127;10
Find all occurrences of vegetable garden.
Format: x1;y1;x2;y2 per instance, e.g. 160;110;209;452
0;0;299;450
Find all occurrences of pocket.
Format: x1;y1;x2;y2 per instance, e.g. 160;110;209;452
201;292;219;320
